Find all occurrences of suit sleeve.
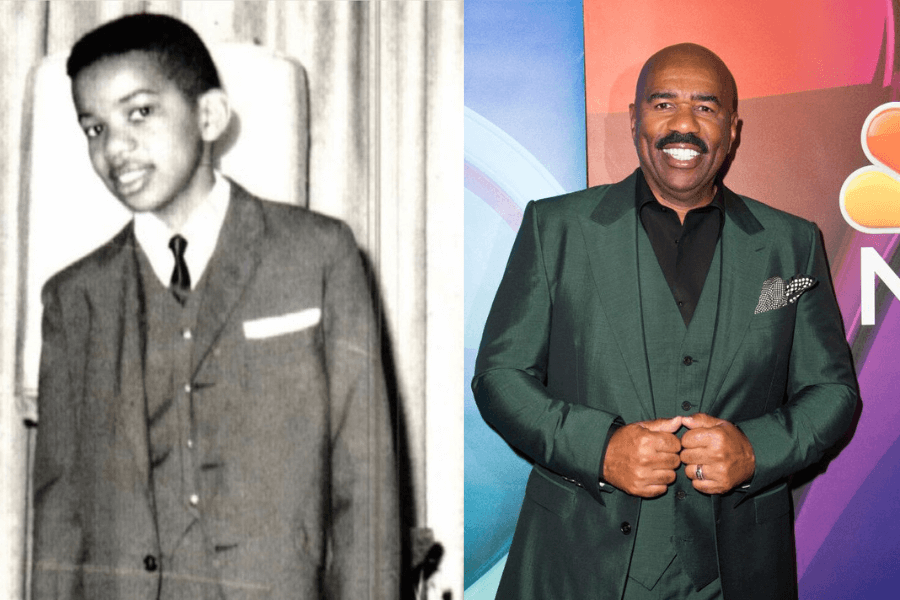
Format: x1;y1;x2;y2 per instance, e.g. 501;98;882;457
472;201;622;501
736;224;859;493
31;283;83;599
322;223;400;599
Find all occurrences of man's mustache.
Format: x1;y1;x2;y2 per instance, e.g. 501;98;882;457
655;132;708;154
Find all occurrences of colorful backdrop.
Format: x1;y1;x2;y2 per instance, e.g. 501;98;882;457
465;0;900;598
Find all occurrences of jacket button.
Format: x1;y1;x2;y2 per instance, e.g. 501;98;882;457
675;490;687;500
620;522;631;535
683;356;694;366
681;401;693;411
143;554;158;572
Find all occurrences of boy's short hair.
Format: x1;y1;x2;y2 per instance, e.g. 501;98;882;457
66;13;221;101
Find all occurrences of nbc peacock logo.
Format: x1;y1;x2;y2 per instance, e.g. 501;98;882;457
839;102;900;326
840;102;900;234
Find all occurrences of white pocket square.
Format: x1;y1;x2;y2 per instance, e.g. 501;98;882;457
243;308;322;339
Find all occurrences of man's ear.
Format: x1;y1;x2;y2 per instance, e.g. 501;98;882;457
730;111;739;146
197;88;231;143
628;103;637;141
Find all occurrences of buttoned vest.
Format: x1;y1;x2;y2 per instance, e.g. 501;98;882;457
627;226;721;592
137;250;220;599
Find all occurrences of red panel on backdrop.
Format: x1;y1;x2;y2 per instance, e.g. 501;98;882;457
585;0;888;112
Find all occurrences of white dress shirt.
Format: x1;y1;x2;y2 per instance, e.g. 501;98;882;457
133;173;231;289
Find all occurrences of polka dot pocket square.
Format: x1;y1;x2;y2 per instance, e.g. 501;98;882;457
754;275;818;315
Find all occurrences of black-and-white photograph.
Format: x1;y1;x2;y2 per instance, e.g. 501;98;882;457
0;2;462;598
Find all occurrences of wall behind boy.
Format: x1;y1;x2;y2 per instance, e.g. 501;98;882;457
0;2;462;599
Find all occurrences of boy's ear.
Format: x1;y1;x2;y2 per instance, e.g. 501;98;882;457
197;88;231;143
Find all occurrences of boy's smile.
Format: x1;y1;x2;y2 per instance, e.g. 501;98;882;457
72;51;212;225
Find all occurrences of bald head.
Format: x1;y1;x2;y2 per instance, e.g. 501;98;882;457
635;43;737;112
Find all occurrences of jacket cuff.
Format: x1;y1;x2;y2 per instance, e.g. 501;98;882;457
597;419;625;494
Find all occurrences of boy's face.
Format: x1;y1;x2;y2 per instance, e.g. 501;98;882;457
72;51;206;215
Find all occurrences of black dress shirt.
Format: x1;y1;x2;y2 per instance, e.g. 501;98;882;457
636;170;724;326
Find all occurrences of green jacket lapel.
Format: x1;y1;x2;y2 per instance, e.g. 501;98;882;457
578;171;655;422
701;187;771;414
192;183;266;374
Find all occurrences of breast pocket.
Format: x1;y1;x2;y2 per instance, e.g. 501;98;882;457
749;303;796;331
241;324;324;391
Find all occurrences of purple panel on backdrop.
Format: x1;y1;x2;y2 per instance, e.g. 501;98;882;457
795;278;900;580
798;437;900;598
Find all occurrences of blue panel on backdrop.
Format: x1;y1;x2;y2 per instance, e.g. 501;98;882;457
465;0;586;194
464;0;586;593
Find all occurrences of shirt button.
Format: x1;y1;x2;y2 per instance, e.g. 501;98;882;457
681;401;693;411
189;494;200;507
184;383;192;393
620;521;632;535
182;328;192;340
683;356;694;366
677;301;684;307
675;490;687;500
186;439;194;449
143;554;158;572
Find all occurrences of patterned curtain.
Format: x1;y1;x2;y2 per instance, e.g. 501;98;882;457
0;1;462;598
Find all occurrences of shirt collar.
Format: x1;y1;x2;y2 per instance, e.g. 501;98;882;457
133;172;231;289
635;168;725;215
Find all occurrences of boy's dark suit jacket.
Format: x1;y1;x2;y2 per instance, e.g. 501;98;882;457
473;170;858;600
32;183;398;599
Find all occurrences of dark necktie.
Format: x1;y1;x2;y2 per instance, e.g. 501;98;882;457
168;234;191;305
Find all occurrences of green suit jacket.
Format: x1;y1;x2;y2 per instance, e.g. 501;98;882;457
472;170;858;600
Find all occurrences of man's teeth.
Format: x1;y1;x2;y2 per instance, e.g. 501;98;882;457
663;148;700;161
117;170;146;184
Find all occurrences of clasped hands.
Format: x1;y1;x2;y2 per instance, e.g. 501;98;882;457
602;414;755;497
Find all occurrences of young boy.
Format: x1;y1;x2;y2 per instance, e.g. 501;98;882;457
32;13;398;599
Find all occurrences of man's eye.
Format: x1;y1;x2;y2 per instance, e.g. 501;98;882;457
129;106;153;120
84;124;103;139
654;102;672;110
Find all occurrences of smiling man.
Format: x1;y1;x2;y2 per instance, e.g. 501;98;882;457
472;43;858;600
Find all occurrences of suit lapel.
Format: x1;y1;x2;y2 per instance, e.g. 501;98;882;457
86;185;266;502
700;187;771;414
192;183;266;373
578;172;655;422
94;225;151;485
